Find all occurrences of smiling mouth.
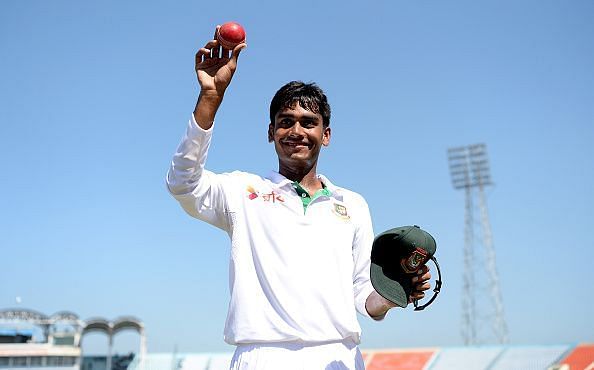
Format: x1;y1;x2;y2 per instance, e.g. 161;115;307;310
282;141;309;148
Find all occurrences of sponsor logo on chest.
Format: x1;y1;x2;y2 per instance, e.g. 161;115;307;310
246;185;285;203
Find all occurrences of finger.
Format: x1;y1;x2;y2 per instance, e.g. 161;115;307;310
210;44;221;59
196;47;212;57
231;42;247;61
221;46;231;59
410;292;426;300
213;25;221;40
195;48;212;64
418;273;432;283
414;282;431;292
195;40;217;59
203;39;219;49
199;40;220;59
420;271;431;282
224;43;246;72
413;270;431;282
412;272;431;284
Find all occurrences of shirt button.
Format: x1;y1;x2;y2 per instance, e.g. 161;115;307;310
302;193;307;198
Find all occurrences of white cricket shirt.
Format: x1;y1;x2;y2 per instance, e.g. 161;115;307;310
167;116;376;345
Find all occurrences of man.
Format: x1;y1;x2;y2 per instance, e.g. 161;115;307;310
167;27;431;370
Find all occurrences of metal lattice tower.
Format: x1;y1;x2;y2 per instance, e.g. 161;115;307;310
448;144;509;345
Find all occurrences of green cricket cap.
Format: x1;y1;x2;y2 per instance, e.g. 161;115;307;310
370;225;437;307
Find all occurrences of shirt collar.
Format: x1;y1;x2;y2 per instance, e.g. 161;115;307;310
266;171;342;199
266;171;294;189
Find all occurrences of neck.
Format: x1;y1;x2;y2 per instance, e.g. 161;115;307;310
278;162;322;192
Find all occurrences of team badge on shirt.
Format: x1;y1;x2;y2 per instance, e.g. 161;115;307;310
332;203;350;220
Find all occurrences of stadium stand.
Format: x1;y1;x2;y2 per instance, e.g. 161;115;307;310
119;344;594;370
489;345;571;370
364;348;437;370
427;346;503;370
556;343;594;370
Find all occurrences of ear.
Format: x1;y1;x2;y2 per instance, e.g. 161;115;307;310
322;127;331;146
268;123;274;143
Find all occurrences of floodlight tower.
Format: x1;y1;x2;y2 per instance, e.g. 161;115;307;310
448;143;508;345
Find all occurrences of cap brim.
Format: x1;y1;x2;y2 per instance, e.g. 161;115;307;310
370;263;408;308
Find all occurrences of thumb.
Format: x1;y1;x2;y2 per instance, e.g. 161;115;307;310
231;42;247;62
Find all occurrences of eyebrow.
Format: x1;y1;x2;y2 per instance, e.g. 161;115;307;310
276;112;320;120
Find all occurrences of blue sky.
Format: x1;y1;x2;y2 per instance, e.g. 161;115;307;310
1;0;593;355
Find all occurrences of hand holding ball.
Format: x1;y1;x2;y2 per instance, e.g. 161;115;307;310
217;22;246;49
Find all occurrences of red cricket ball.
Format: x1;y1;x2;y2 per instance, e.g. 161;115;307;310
217;21;246;49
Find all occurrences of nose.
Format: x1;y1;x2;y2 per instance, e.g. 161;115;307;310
289;121;305;137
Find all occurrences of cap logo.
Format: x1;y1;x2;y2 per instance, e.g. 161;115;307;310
401;247;428;273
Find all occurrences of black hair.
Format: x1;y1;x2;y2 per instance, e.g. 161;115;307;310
269;81;331;127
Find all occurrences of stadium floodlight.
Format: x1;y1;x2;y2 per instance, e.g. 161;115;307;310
447;143;508;345
448;144;493;189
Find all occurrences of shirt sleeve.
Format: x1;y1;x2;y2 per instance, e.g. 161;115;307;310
351;196;376;318
166;115;232;232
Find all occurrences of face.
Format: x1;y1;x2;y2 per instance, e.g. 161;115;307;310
268;102;331;172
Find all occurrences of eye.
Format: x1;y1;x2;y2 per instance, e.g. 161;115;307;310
279;118;293;126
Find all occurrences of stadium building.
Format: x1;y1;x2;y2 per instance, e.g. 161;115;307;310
0;309;144;370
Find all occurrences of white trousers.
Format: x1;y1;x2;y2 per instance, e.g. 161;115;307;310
229;340;365;370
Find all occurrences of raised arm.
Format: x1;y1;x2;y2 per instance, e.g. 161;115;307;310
194;26;247;129
166;28;247;231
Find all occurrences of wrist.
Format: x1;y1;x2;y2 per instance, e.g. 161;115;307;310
198;89;224;108
366;290;398;320
193;91;224;130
